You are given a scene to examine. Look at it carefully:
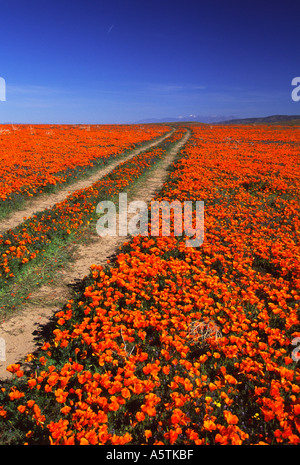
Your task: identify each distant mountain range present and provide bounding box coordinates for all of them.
[217,114,300,124]
[135,115,236,124]
[136,114,300,125]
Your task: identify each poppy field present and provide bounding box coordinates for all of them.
[0,125,180,314]
[0,123,299,445]
[0,124,169,206]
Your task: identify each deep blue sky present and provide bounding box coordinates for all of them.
[1,0,300,123]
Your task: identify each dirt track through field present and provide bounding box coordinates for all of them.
[0,128,190,380]
[0,129,174,234]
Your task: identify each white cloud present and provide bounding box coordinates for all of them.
[146,83,206,94]
[7,84,62,94]
[107,24,115,35]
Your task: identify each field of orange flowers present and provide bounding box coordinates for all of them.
[0,123,169,203]
[0,123,299,445]
[0,127,184,309]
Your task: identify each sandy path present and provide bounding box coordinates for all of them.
[0,129,174,234]
[0,129,190,379]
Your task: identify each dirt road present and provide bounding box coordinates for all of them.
[0,128,190,379]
